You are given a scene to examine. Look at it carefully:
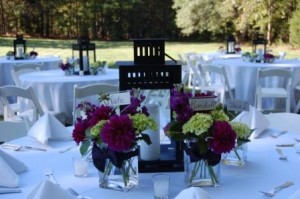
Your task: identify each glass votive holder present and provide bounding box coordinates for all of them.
[152,174,170,199]
[73,157,88,177]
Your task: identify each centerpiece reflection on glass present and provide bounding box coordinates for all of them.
[164,85,249,187]
[72,89,157,192]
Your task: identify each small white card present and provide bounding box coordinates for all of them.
[226,99,249,111]
[189,97,217,111]
[107,91,131,106]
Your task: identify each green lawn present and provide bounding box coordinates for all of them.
[1,37,299,67]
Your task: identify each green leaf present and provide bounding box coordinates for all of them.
[80,140,91,156]
[140,133,152,145]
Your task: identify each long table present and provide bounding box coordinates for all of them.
[1,112,300,198]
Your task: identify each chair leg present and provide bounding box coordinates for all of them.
[295,101,300,113]
[286,98,290,113]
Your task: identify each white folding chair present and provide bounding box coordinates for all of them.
[255,68,292,113]
[198,64,234,103]
[11,63,42,86]
[9,64,42,116]
[0,85,45,128]
[73,83,119,124]
[0,121,27,142]
[294,85,300,113]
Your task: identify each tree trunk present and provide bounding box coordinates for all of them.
[267,0,273,45]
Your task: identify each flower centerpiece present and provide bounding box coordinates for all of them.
[164,85,240,187]
[90,61,107,75]
[6,51,14,60]
[264,53,275,63]
[72,89,157,191]
[29,50,38,58]
[59,60,74,75]
[234,44,242,54]
[223,121,252,166]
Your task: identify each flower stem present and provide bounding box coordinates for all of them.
[189,160,201,185]
[205,161,219,186]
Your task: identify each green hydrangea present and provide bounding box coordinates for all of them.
[90,120,107,137]
[182,113,213,136]
[211,109,229,121]
[231,122,251,139]
[130,113,157,134]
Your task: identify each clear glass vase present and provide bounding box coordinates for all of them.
[184,155,220,187]
[184,138,221,187]
[222,143,247,166]
[98,156,139,192]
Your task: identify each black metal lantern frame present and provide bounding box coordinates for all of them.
[116,39,183,173]
[252,34,267,55]
[13,34,26,60]
[226,35,236,54]
[72,36,96,75]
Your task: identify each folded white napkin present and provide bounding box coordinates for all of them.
[27,179,76,199]
[232,106,270,139]
[175,187,213,199]
[0,149,28,188]
[288,189,300,199]
[28,113,72,144]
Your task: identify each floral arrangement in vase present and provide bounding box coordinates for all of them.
[59,61,73,71]
[164,85,249,187]
[72,89,157,191]
[29,50,38,58]
[90,61,107,75]
[222,121,252,166]
[263,53,275,63]
[234,44,242,53]
[6,51,14,60]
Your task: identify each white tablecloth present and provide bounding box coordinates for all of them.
[0,56,61,86]
[1,112,300,199]
[19,69,119,124]
[212,58,300,109]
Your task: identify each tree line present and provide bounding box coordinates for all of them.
[1,0,300,45]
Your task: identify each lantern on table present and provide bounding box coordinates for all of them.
[226,35,236,54]
[72,36,96,75]
[13,34,26,59]
[252,34,267,57]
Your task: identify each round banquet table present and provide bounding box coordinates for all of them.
[212,58,300,110]
[0,56,61,86]
[19,69,119,124]
[1,112,300,199]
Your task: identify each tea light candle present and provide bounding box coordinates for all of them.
[73,157,88,177]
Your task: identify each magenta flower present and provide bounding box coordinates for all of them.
[209,121,237,154]
[87,105,114,127]
[72,118,89,144]
[101,115,136,152]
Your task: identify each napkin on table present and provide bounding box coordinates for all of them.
[175,187,214,199]
[0,149,28,188]
[27,113,72,144]
[27,179,76,199]
[232,105,270,139]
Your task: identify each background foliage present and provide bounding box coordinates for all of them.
[0,0,300,45]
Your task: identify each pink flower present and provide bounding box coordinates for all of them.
[101,115,136,152]
[72,118,89,144]
[209,121,237,154]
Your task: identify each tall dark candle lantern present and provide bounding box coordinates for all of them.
[226,35,236,54]
[252,34,267,55]
[13,34,26,59]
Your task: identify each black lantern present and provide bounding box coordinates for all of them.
[13,34,26,59]
[116,38,183,173]
[72,36,96,75]
[252,34,267,55]
[226,35,236,54]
